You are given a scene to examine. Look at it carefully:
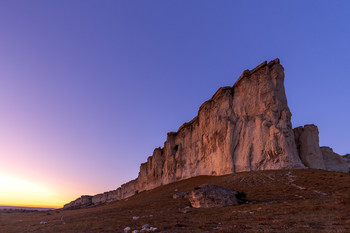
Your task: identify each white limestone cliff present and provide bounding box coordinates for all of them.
[63,59,348,209]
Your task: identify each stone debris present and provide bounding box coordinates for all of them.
[182,206,191,213]
[291,184,306,190]
[40,221,48,224]
[313,190,327,196]
[132,216,140,220]
[60,216,65,225]
[122,224,158,233]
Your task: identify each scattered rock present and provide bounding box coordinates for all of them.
[182,207,191,214]
[124,227,131,233]
[132,216,140,220]
[40,221,48,224]
[132,230,139,233]
[60,216,66,225]
[189,184,241,208]
[138,224,158,232]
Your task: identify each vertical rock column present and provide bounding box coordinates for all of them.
[293,124,325,169]
[231,59,304,171]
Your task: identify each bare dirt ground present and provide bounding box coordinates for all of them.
[1,169,349,233]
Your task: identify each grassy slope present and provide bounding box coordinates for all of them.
[1,169,349,233]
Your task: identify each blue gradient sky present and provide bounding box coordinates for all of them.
[0,1,349,207]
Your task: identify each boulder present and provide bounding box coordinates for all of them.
[188,184,240,208]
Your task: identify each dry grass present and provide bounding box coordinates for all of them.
[1,169,349,233]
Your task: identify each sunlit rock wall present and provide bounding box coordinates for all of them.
[63,59,348,210]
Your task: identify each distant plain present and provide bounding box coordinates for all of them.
[1,169,349,233]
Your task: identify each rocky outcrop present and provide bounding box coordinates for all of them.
[64,179,139,209]
[188,184,240,208]
[63,59,348,209]
[320,147,349,172]
[136,58,304,196]
[63,195,93,209]
[293,124,349,172]
[294,124,325,169]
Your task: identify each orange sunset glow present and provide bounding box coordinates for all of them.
[0,173,66,208]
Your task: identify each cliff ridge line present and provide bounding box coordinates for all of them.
[63,58,349,209]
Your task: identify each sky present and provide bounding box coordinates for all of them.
[0,1,349,208]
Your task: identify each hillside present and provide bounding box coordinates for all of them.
[1,169,349,233]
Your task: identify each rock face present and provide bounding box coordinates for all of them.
[294,125,325,169]
[293,125,349,172]
[63,179,138,209]
[63,195,93,209]
[136,58,304,196]
[343,154,350,167]
[188,184,239,208]
[320,147,349,172]
[63,59,349,209]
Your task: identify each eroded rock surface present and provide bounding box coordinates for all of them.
[136,59,304,195]
[188,184,239,208]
